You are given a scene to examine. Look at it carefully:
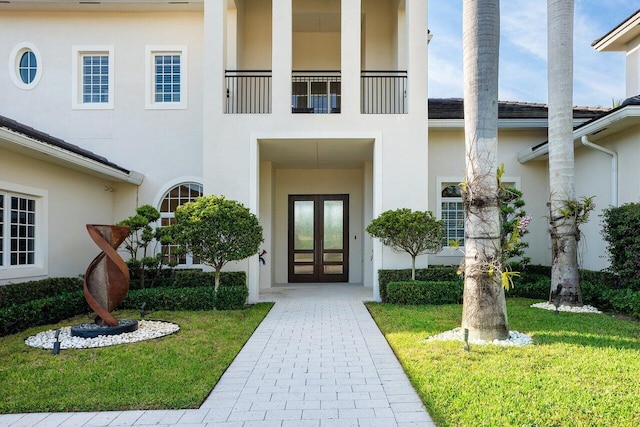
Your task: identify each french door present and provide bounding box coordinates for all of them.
[288,194,349,282]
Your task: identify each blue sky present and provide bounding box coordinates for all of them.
[428,1,638,107]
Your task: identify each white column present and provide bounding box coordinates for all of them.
[406,0,428,117]
[203,0,227,118]
[341,0,361,116]
[272,0,292,116]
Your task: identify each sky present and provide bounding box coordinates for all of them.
[428,0,639,107]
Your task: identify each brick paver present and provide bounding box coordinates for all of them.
[0,284,435,426]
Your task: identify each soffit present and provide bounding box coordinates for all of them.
[259,138,373,169]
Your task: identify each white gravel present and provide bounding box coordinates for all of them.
[25,320,180,350]
[426,327,533,346]
[530,301,602,314]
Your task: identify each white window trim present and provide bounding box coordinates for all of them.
[8,42,43,90]
[0,181,48,281]
[71,45,114,110]
[145,45,188,110]
[435,176,521,256]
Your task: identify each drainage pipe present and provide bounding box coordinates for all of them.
[580,135,618,207]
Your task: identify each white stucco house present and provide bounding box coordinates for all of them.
[0,1,637,303]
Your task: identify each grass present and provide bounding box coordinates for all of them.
[0,304,272,414]
[366,298,640,427]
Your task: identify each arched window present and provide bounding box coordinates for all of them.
[159,182,203,265]
[441,184,464,247]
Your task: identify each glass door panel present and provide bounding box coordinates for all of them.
[289,195,348,282]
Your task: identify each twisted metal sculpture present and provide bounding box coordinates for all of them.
[84,224,131,327]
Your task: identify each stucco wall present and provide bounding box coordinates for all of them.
[0,11,204,209]
[427,128,552,267]
[0,148,136,284]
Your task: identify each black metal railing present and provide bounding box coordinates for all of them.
[361,70,407,114]
[291,70,341,114]
[225,70,272,114]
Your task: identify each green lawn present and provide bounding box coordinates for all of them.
[0,304,272,414]
[367,298,640,427]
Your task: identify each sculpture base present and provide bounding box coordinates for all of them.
[70,319,139,338]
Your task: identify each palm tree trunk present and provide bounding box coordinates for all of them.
[548,0,582,306]
[461,0,509,341]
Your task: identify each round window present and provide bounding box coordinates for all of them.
[9,43,42,89]
[19,50,37,84]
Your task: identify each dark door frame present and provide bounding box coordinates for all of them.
[288,194,349,283]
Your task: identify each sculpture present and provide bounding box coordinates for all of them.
[83,224,131,326]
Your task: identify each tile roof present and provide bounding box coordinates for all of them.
[0,114,130,173]
[428,98,607,120]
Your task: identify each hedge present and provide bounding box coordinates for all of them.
[0,270,250,337]
[0,277,83,309]
[0,291,88,336]
[387,281,463,305]
[129,270,246,290]
[378,267,460,302]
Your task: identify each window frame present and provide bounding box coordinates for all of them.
[71,45,114,110]
[145,45,188,110]
[8,42,43,90]
[435,176,520,255]
[0,181,48,281]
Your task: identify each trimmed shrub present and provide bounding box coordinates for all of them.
[0,277,83,309]
[129,270,246,290]
[215,284,249,310]
[120,287,217,311]
[386,281,464,305]
[506,274,550,299]
[602,203,640,290]
[378,267,460,302]
[0,291,88,336]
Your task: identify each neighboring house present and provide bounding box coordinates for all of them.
[0,1,631,302]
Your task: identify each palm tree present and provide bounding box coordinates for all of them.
[547,0,582,305]
[460,0,509,341]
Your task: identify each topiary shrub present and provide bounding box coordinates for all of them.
[386,281,463,305]
[215,284,249,310]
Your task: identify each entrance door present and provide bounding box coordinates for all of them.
[288,194,349,282]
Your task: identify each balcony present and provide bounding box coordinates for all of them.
[361,70,407,114]
[225,70,272,114]
[224,70,407,115]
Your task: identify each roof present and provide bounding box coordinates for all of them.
[0,114,143,184]
[517,94,640,163]
[428,98,607,120]
[592,9,640,52]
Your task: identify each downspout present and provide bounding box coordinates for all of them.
[580,136,618,207]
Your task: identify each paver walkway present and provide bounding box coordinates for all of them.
[1,284,435,427]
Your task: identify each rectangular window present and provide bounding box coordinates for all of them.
[9,196,36,266]
[82,54,109,104]
[0,191,37,268]
[146,46,187,109]
[154,54,181,103]
[72,46,114,109]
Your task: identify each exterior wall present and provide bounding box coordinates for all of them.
[0,148,135,284]
[362,0,398,69]
[0,11,205,210]
[575,125,640,271]
[205,0,428,301]
[237,0,272,69]
[428,128,552,267]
